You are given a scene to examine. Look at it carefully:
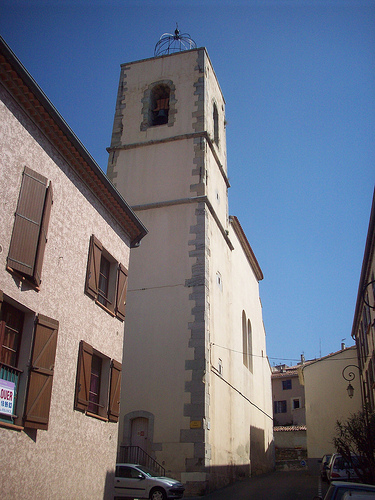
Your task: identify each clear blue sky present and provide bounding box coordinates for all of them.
[2,0,374,365]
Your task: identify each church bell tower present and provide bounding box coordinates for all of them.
[107,29,234,495]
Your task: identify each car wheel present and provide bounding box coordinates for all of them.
[149,487,167,500]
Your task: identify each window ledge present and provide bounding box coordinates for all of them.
[6,266,40,292]
[0,420,24,431]
[85,411,108,422]
[95,300,116,317]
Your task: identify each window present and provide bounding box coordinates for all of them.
[213,102,219,146]
[274,400,287,414]
[85,235,128,320]
[140,80,176,132]
[218,358,223,376]
[74,340,122,422]
[88,354,102,414]
[292,398,301,410]
[242,311,253,372]
[0,302,24,367]
[7,166,53,287]
[0,291,59,430]
[282,379,292,390]
[150,84,170,126]
[247,319,253,373]
[242,311,248,368]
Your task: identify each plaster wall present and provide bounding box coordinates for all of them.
[118,203,196,475]
[205,215,274,475]
[302,347,362,471]
[272,373,306,426]
[274,430,307,449]
[0,84,129,499]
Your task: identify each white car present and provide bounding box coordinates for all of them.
[327,454,361,482]
[323,481,375,499]
[114,463,185,500]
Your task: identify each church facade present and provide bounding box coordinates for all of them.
[107,47,274,494]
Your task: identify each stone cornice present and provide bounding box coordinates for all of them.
[229,216,264,281]
[107,131,230,189]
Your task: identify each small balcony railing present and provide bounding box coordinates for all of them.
[118,445,166,477]
[0,361,22,421]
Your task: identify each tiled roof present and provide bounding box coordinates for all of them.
[271,369,298,378]
[274,425,307,432]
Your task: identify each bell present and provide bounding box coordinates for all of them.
[154,109,168,125]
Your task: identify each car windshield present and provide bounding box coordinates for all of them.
[137,465,160,477]
[334,456,361,470]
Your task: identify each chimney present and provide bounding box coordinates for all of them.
[341,342,346,351]
[301,354,305,364]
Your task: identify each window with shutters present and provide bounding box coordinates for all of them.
[7,166,53,288]
[0,290,58,430]
[282,379,292,390]
[274,400,287,414]
[85,235,128,320]
[74,340,122,422]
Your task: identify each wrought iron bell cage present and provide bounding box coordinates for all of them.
[154,26,197,57]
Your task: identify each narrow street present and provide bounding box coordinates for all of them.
[185,470,328,500]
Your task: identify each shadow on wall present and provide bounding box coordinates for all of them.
[104,468,116,500]
[251,425,274,476]
[185,427,275,496]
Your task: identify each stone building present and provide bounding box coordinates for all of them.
[0,37,146,499]
[107,42,274,495]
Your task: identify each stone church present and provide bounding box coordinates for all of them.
[107,33,274,495]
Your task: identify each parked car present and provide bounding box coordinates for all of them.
[327,454,362,482]
[319,454,332,482]
[114,463,185,500]
[322,480,375,500]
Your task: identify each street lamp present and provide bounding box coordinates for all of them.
[342,365,359,399]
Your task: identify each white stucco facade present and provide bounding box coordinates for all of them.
[0,39,146,499]
[107,47,273,495]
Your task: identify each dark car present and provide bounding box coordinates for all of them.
[322,480,375,499]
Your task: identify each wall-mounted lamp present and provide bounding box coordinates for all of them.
[342,365,359,399]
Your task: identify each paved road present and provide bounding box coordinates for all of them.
[185,470,329,500]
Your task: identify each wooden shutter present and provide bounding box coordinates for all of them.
[0,290,4,362]
[74,340,93,412]
[34,182,53,287]
[108,359,122,422]
[24,314,59,430]
[85,235,102,299]
[116,263,128,321]
[7,167,48,284]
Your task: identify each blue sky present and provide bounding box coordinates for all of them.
[1,0,374,365]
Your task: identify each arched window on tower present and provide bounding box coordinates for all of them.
[150,84,170,126]
[213,102,219,146]
[248,319,253,373]
[242,310,248,368]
